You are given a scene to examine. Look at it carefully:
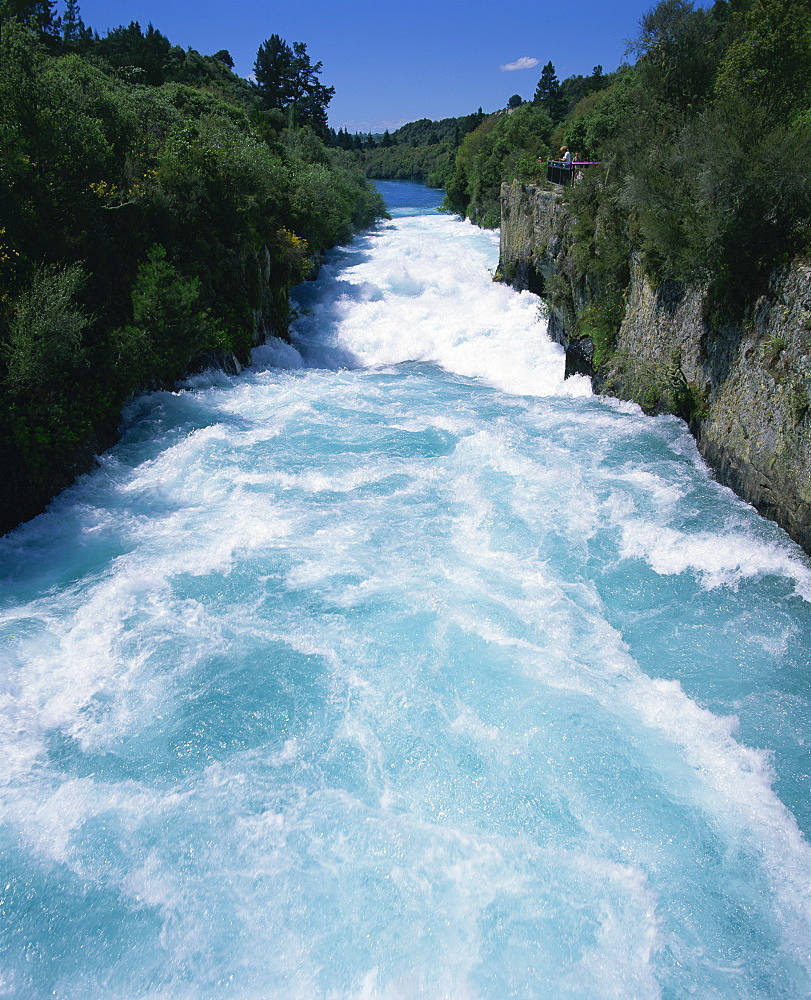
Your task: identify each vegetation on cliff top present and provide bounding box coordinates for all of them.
[406,0,810,357]
[0,1,384,532]
[558,0,811,346]
[442,63,614,226]
[350,63,611,209]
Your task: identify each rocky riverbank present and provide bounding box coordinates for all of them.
[498,180,811,555]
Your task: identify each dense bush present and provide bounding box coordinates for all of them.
[443,105,555,226]
[525,0,810,353]
[0,8,385,530]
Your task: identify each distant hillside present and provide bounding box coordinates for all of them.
[353,111,487,187]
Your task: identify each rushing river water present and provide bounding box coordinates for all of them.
[1,180,810,1000]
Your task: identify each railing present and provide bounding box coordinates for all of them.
[545,160,598,186]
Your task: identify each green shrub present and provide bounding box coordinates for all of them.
[443,105,554,223]
[4,264,91,392]
[0,15,386,519]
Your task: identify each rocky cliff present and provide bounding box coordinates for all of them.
[498,180,811,555]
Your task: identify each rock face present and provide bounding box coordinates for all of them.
[498,183,563,297]
[498,180,811,555]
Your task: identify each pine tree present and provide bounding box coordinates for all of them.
[5,0,57,36]
[254,35,295,110]
[61,0,85,44]
[533,62,566,123]
[253,35,334,133]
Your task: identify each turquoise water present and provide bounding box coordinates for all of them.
[1,180,809,999]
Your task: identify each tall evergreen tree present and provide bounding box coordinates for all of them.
[254,35,295,110]
[61,0,78,38]
[59,0,90,47]
[3,0,57,36]
[533,61,566,122]
[253,35,334,132]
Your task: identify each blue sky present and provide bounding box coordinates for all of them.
[77,0,665,132]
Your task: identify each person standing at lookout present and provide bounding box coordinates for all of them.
[560,146,572,168]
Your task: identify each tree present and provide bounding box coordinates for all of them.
[2,0,57,36]
[253,34,292,109]
[59,0,82,42]
[508,94,523,108]
[715,0,811,119]
[95,21,175,85]
[533,61,567,122]
[213,49,234,68]
[632,0,725,111]
[253,34,334,132]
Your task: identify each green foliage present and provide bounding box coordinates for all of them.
[392,111,485,146]
[444,105,554,224]
[4,263,90,391]
[94,21,180,86]
[354,111,486,186]
[59,0,90,48]
[1,263,98,478]
[0,0,57,38]
[562,67,636,160]
[115,244,220,387]
[715,0,811,120]
[552,0,811,353]
[360,138,456,186]
[0,11,384,523]
[632,0,729,113]
[435,0,808,376]
[574,297,626,367]
[253,34,334,134]
[761,334,787,365]
[533,62,567,123]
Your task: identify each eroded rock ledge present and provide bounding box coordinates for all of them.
[498,180,811,555]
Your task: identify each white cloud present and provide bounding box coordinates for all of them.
[500,56,539,72]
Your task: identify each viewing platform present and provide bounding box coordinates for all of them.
[546,159,597,186]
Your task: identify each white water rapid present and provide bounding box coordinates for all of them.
[0,180,810,1000]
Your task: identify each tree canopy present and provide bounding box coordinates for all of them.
[533,62,567,122]
[0,6,384,532]
[253,34,335,133]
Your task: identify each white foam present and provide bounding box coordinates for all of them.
[286,214,592,399]
[0,191,809,998]
[424,490,811,969]
[620,520,811,600]
[251,337,305,370]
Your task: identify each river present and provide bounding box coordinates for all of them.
[1,180,810,999]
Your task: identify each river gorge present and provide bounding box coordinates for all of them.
[0,181,809,999]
